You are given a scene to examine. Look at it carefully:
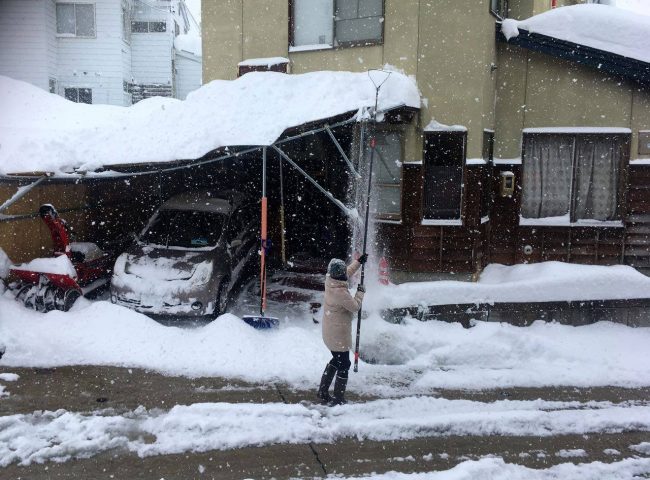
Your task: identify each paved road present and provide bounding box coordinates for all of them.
[1,366,649,479]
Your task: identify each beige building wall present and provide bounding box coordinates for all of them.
[494,44,650,161]
[508,0,553,19]
[202,0,499,161]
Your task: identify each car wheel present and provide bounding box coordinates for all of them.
[214,278,230,317]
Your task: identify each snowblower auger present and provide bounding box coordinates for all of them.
[7,204,117,312]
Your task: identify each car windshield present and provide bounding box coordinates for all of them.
[141,210,225,248]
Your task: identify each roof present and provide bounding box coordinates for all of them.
[501,5,650,64]
[498,5,650,86]
[0,69,420,175]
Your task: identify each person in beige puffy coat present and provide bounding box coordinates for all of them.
[317,254,367,406]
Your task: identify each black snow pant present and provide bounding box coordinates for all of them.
[328,351,351,379]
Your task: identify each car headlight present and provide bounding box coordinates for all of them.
[191,261,213,285]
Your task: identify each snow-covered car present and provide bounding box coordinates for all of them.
[110,191,258,317]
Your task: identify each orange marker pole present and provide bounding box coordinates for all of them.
[260,196,268,315]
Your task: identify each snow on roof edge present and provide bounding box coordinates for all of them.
[501,4,650,65]
[0,69,421,175]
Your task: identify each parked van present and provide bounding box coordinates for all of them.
[110,190,258,317]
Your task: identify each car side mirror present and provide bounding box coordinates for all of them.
[229,239,242,248]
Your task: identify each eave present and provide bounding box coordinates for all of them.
[496,23,650,87]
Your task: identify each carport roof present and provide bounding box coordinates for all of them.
[0,69,420,176]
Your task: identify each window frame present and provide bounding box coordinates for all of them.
[131,20,167,34]
[289,0,385,51]
[56,2,96,38]
[490,0,509,19]
[421,130,467,224]
[519,132,629,226]
[372,127,404,221]
[64,87,92,104]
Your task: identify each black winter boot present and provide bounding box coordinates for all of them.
[328,373,348,406]
[317,363,336,405]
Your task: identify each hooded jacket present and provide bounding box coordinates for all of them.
[322,260,364,352]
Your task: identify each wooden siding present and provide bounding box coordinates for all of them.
[377,163,488,276]
[625,164,650,268]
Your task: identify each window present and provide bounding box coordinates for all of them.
[291,0,383,49]
[131,21,167,33]
[56,3,96,37]
[372,131,403,219]
[521,133,626,223]
[490,0,508,19]
[49,78,57,94]
[422,131,466,220]
[64,87,92,104]
[149,21,166,32]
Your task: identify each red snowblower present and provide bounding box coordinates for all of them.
[7,204,118,312]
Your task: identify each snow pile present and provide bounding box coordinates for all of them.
[358,458,650,480]
[0,373,18,398]
[632,442,650,455]
[174,33,201,56]
[0,69,420,174]
[0,248,11,279]
[501,4,650,63]
[2,292,650,391]
[12,255,77,278]
[1,397,649,465]
[372,261,650,307]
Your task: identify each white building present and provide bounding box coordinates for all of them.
[0,0,202,106]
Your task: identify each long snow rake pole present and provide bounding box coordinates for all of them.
[353,69,392,373]
[353,134,376,373]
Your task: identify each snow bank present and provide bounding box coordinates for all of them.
[501,4,650,63]
[0,69,420,174]
[12,255,77,278]
[2,397,649,466]
[371,262,650,307]
[2,290,650,391]
[359,457,650,480]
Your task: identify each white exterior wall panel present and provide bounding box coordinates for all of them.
[175,52,201,100]
[131,33,173,85]
[0,0,50,91]
[56,0,126,105]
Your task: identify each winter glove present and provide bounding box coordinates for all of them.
[357,284,365,293]
[358,253,368,265]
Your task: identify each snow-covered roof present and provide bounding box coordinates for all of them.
[0,69,420,175]
[238,57,290,68]
[173,34,202,56]
[423,119,467,133]
[501,4,650,64]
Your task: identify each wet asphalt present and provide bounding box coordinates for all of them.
[1,365,649,479]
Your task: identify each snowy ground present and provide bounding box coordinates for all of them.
[1,266,650,477]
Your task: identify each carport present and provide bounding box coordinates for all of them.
[0,71,420,314]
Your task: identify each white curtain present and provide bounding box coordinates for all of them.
[573,137,620,221]
[521,135,574,218]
